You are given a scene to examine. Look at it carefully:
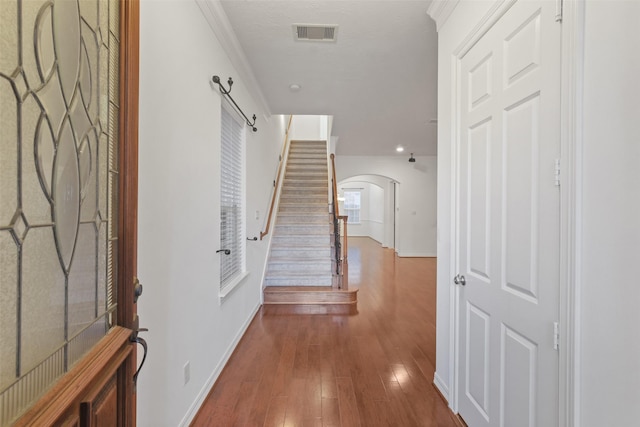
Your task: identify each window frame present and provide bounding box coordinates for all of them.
[219,106,248,299]
[343,189,362,225]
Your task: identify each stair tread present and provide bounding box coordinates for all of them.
[280,195,327,199]
[270,246,330,251]
[275,222,328,226]
[264,286,356,293]
[265,273,332,279]
[273,233,329,237]
[268,257,331,263]
[280,200,329,206]
[277,212,327,215]
[275,226,329,229]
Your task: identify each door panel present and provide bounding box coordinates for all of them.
[501,325,537,427]
[81,376,118,426]
[1,0,139,424]
[456,1,561,426]
[467,119,491,282]
[465,302,490,421]
[504,95,540,303]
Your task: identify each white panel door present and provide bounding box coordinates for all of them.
[456,1,561,426]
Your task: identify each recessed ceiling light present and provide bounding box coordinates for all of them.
[396,146,404,152]
[289,84,301,92]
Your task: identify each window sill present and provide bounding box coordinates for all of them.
[219,271,250,303]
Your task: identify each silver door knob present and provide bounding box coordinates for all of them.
[454,274,466,286]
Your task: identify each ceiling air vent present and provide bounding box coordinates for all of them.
[293,24,339,42]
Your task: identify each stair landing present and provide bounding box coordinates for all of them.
[263,286,358,315]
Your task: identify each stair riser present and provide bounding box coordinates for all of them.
[290,144,326,149]
[287,155,327,160]
[286,169,327,175]
[281,189,329,197]
[287,156,326,160]
[264,277,333,287]
[280,193,329,198]
[288,153,326,158]
[275,225,329,235]
[289,147,327,155]
[264,292,356,304]
[281,189,327,196]
[283,181,328,188]
[278,205,327,213]
[290,143,326,147]
[267,262,332,273]
[272,235,330,245]
[287,156,327,161]
[270,249,332,258]
[287,163,327,169]
[278,209,328,215]
[286,163,326,169]
[285,171,327,176]
[280,196,328,204]
[285,176,327,182]
[277,216,329,224]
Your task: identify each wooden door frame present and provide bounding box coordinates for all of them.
[13,0,140,425]
[117,0,140,424]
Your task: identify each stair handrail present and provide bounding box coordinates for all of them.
[330,154,339,217]
[330,154,348,284]
[260,115,293,240]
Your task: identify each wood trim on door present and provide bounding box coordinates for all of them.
[13,328,132,426]
[13,0,140,425]
[117,0,141,424]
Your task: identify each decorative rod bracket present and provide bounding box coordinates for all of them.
[212,75,258,132]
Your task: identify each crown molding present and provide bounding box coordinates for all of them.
[427,0,460,32]
[195,0,272,116]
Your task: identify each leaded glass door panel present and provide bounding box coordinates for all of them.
[0,0,139,424]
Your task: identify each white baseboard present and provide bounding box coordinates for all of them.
[178,303,261,427]
[397,251,437,258]
[433,372,450,403]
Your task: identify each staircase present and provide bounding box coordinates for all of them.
[263,140,357,314]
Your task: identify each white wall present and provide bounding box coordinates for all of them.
[289,115,326,140]
[337,180,385,243]
[369,183,384,242]
[137,1,285,425]
[335,156,437,257]
[580,2,640,425]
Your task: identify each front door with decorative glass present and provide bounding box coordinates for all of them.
[0,0,140,424]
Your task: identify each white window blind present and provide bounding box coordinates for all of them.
[220,108,245,293]
[343,190,361,224]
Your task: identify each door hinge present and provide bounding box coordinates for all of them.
[554,158,561,187]
[555,0,563,22]
[553,322,560,350]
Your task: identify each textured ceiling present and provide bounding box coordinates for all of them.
[220,1,438,156]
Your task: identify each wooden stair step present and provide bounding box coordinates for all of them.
[263,286,358,305]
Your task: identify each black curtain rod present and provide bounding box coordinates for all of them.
[212,75,258,132]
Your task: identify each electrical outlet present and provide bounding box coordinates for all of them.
[184,361,190,385]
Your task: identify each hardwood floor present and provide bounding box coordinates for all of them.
[191,237,459,426]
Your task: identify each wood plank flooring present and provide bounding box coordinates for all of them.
[191,237,459,427]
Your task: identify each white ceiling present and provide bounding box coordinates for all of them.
[220,0,438,156]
